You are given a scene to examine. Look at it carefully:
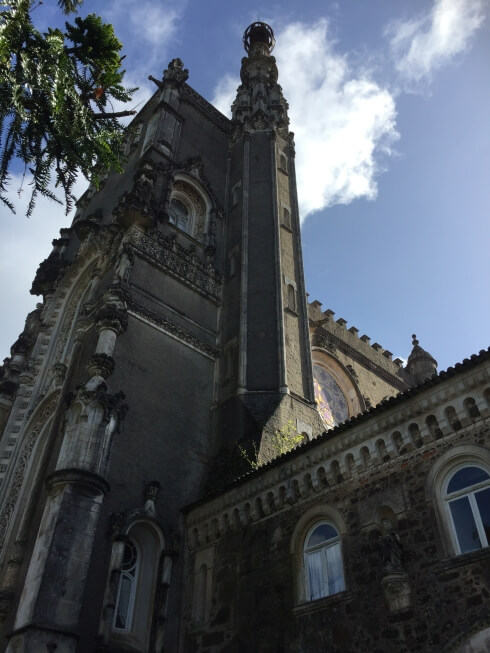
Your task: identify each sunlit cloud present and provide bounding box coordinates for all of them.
[387,0,487,84]
[213,19,399,219]
[0,174,87,359]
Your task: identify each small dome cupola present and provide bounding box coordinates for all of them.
[243,22,275,56]
[406,334,438,385]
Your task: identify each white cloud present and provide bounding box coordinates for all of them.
[387,0,487,84]
[213,20,399,219]
[104,0,184,71]
[0,174,87,360]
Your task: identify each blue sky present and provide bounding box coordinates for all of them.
[1,0,489,372]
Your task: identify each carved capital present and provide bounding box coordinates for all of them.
[87,353,115,379]
[95,306,128,335]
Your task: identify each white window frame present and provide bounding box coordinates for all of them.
[169,196,193,234]
[113,539,140,632]
[303,522,345,601]
[443,463,490,555]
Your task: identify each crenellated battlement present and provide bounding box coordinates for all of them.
[308,300,410,405]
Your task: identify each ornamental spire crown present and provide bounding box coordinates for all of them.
[231,22,289,131]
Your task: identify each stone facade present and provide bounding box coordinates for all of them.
[184,352,490,652]
[0,21,488,653]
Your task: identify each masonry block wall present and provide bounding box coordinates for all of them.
[184,354,490,653]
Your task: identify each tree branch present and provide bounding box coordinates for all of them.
[93,110,136,120]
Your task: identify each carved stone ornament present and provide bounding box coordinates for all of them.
[109,511,127,539]
[163,58,189,86]
[10,335,33,357]
[381,572,412,615]
[379,526,404,574]
[30,251,69,297]
[346,364,359,383]
[86,353,115,380]
[144,480,162,503]
[95,306,129,335]
[127,228,222,302]
[73,208,103,241]
[314,328,337,354]
[50,362,68,388]
[112,163,160,227]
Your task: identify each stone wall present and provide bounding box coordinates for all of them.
[184,353,490,652]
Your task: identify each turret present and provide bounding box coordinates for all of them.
[406,334,438,385]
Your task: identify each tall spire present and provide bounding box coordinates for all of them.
[232,22,289,132]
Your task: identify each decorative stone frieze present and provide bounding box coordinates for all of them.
[130,303,218,360]
[127,227,223,302]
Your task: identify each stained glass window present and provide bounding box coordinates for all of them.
[313,364,349,430]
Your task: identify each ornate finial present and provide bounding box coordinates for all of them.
[243,22,275,55]
[150,58,189,88]
[412,334,418,346]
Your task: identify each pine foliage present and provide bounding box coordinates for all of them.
[0,0,136,216]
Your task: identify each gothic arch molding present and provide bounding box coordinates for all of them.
[311,347,364,429]
[0,390,60,556]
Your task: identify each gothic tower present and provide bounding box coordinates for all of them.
[214,22,323,459]
[0,22,321,652]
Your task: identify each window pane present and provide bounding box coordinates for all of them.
[326,542,345,595]
[115,574,133,629]
[475,487,490,545]
[447,466,489,494]
[449,496,482,553]
[306,550,327,600]
[307,523,338,548]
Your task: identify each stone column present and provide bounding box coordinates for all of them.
[6,293,128,653]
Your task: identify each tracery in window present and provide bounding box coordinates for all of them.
[168,178,209,242]
[114,540,138,631]
[304,522,345,600]
[169,198,191,233]
[444,465,490,554]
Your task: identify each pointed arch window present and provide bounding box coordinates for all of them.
[444,465,490,554]
[304,522,344,600]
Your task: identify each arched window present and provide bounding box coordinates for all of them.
[168,177,210,242]
[113,540,139,631]
[108,521,165,650]
[169,197,191,233]
[303,522,345,600]
[444,465,490,555]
